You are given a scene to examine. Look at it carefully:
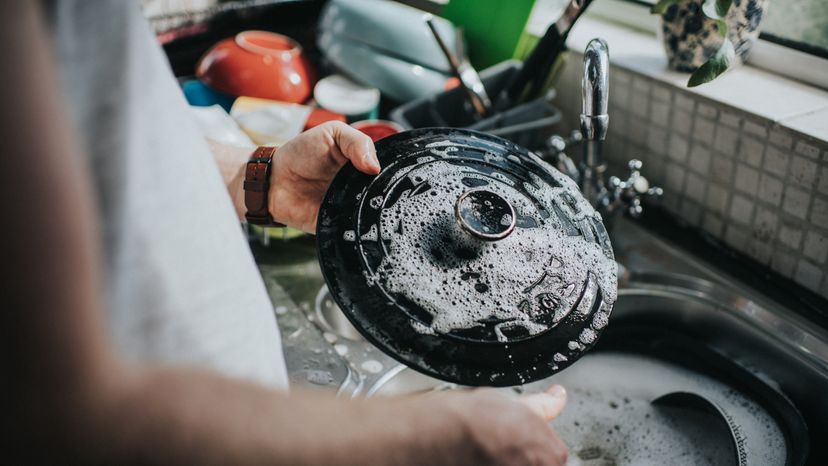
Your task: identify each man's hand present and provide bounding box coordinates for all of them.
[443,385,569,466]
[269,121,380,233]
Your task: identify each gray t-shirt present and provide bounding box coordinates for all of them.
[45,1,288,389]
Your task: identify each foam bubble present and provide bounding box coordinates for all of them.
[364,159,616,344]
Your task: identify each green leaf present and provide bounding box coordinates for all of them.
[651,0,679,14]
[702,0,733,37]
[687,39,735,87]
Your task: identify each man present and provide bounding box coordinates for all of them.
[1,1,569,464]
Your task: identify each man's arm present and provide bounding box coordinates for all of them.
[0,3,567,465]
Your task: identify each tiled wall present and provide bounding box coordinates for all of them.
[553,55,828,299]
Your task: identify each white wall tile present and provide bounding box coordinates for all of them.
[671,108,692,135]
[803,231,828,264]
[817,166,828,196]
[719,111,741,128]
[778,223,803,250]
[753,206,778,243]
[782,186,811,220]
[713,125,739,155]
[757,174,784,207]
[689,144,712,174]
[812,197,828,229]
[768,127,794,149]
[795,140,820,160]
[734,163,760,196]
[711,157,735,185]
[694,118,715,145]
[697,103,717,119]
[763,146,789,175]
[742,120,768,139]
[730,194,754,225]
[668,134,689,162]
[739,138,765,168]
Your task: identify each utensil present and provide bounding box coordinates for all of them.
[424,15,491,118]
[196,31,316,103]
[498,0,594,108]
[316,128,617,386]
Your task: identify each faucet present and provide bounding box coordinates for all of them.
[542,38,662,225]
[579,38,610,207]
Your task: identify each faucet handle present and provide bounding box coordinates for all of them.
[608,159,663,218]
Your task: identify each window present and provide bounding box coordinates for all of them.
[536,0,828,89]
[762,1,828,57]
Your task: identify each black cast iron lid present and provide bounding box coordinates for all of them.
[317,128,617,386]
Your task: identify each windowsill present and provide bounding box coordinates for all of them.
[560,16,828,143]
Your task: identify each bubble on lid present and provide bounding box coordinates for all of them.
[592,311,609,329]
[411,321,435,335]
[425,140,460,157]
[343,230,356,241]
[364,159,617,344]
[360,224,378,241]
[579,328,597,344]
[369,196,383,209]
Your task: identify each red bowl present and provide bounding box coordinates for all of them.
[305,108,347,130]
[196,31,316,104]
[351,120,405,142]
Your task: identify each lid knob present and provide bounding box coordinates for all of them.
[454,190,516,241]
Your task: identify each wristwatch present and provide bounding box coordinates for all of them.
[244,146,285,227]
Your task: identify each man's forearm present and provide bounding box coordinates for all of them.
[85,365,474,466]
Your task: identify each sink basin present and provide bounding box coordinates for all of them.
[257,217,828,463]
[314,285,363,341]
[362,275,821,464]
[368,365,458,397]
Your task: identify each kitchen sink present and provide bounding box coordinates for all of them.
[254,216,828,464]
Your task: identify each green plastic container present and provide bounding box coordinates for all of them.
[442,0,536,70]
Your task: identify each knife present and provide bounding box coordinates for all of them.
[496,0,594,109]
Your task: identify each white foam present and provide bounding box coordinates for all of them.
[527,352,787,466]
[365,159,616,343]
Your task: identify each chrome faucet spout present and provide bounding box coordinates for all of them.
[579,38,610,205]
[580,38,609,141]
[539,37,661,228]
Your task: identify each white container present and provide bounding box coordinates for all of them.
[313,74,380,122]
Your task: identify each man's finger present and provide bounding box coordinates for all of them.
[327,121,380,175]
[519,385,567,422]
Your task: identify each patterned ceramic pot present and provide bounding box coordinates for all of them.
[660,0,768,72]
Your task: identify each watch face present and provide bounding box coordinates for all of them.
[317,128,617,386]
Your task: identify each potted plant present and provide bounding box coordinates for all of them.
[652,0,768,86]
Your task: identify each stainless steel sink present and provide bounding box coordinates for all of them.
[254,216,828,463]
[314,285,363,341]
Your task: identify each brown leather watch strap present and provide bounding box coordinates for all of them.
[244,146,285,226]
